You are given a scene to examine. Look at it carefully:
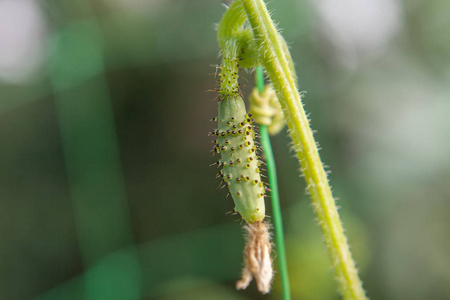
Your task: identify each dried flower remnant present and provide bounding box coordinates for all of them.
[236,221,273,294]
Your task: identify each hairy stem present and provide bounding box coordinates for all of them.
[238,0,367,299]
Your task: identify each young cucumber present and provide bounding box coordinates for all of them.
[216,96,265,223]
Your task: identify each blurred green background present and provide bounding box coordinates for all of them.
[1,0,449,299]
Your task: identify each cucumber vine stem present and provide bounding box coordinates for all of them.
[256,66,291,300]
[217,1,368,299]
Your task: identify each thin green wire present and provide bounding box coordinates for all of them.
[255,66,291,300]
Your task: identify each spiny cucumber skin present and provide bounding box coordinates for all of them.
[213,40,265,223]
[216,96,265,223]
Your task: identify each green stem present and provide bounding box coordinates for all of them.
[257,66,291,300]
[255,66,265,92]
[239,1,367,299]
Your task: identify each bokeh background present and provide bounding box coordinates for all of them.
[1,0,449,299]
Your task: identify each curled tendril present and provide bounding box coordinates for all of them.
[249,84,285,135]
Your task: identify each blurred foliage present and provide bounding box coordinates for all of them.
[0,0,450,299]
